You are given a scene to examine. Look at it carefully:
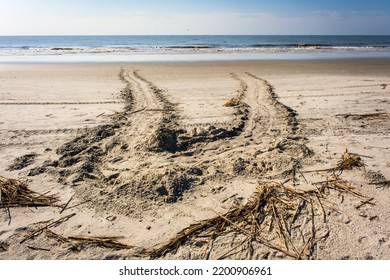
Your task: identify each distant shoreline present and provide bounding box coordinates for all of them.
[1,35,390,63]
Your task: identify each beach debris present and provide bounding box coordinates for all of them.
[44,229,134,250]
[148,183,308,259]
[146,175,368,260]
[60,195,74,214]
[334,149,365,171]
[313,175,367,200]
[27,245,51,252]
[223,98,241,107]
[67,235,134,250]
[0,176,58,208]
[20,215,133,253]
[355,197,375,209]
[20,213,76,244]
[301,149,368,174]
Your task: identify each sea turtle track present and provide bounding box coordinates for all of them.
[30,69,311,217]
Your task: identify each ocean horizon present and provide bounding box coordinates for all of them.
[1,35,390,62]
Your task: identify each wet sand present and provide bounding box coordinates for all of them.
[1,60,389,260]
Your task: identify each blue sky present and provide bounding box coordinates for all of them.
[1,0,389,35]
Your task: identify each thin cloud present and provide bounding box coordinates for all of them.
[1,9,389,35]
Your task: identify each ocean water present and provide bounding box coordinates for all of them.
[1,35,390,62]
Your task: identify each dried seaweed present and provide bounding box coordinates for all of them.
[146,172,368,260]
[45,229,134,250]
[0,176,58,208]
[20,213,76,244]
[314,175,367,200]
[147,182,317,260]
[67,236,134,250]
[223,98,241,107]
[335,149,365,171]
[302,149,366,174]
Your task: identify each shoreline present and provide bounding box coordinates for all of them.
[1,59,389,260]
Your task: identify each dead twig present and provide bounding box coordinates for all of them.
[65,199,92,210]
[355,197,375,209]
[60,195,74,214]
[128,107,147,115]
[20,213,76,244]
[289,199,305,231]
[67,236,134,250]
[297,168,309,184]
[300,168,334,173]
[315,194,326,223]
[27,246,50,252]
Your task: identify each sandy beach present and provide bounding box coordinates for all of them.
[1,59,389,260]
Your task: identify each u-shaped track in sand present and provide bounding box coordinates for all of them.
[34,69,309,216]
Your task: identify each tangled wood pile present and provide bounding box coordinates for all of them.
[335,149,365,171]
[0,176,58,208]
[146,176,368,260]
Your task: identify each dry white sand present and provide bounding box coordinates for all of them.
[0,60,389,260]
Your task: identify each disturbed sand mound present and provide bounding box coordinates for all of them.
[147,124,178,153]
